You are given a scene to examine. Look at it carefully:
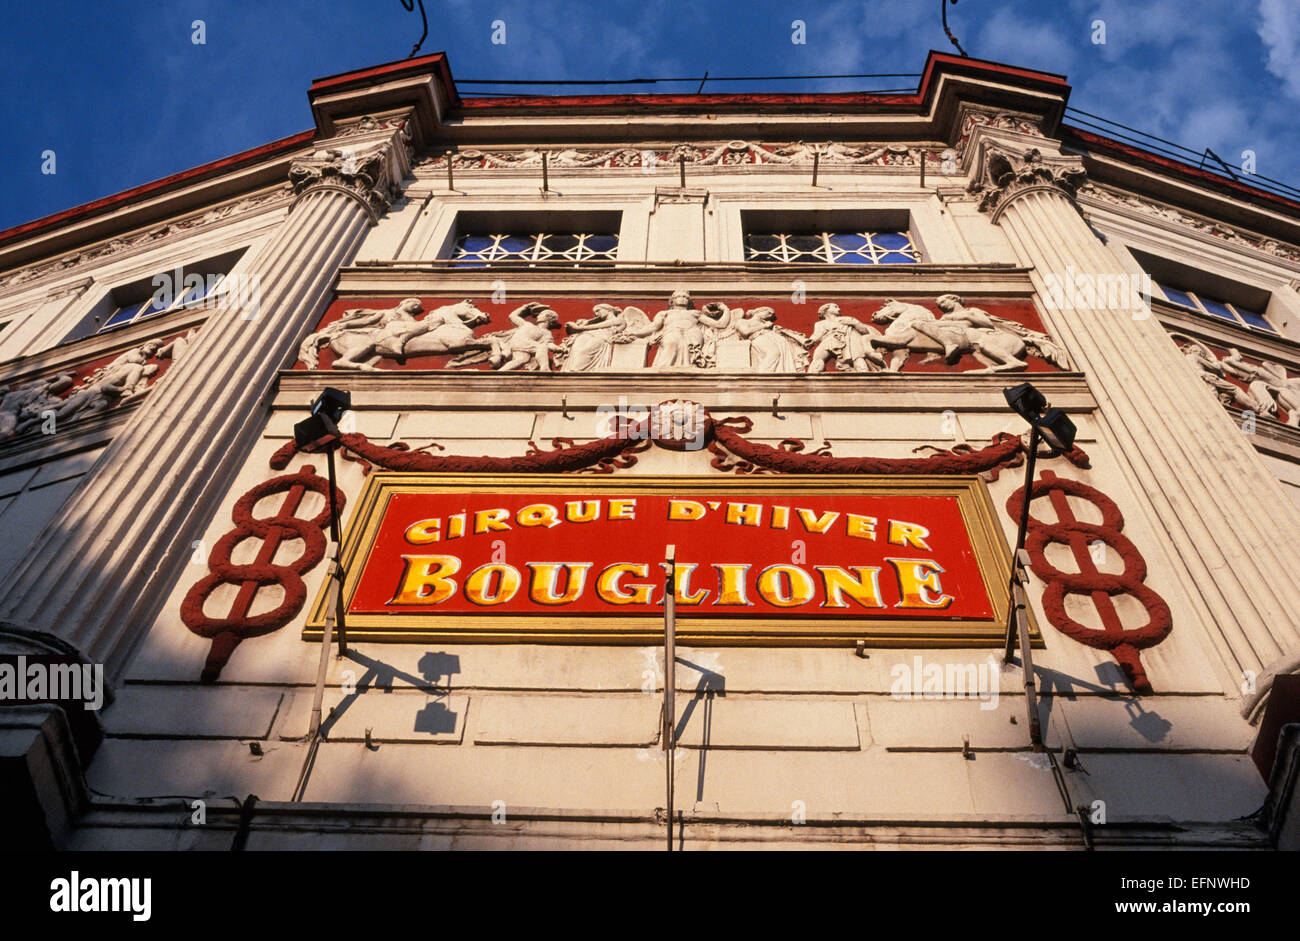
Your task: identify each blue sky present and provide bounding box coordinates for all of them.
[1,0,1297,231]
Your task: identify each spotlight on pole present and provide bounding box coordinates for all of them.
[999,381,1075,750]
[294,387,351,657]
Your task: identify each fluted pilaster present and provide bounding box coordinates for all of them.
[0,125,413,678]
[973,141,1300,700]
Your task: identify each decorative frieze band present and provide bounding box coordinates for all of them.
[0,327,199,440]
[296,290,1071,375]
[1172,333,1300,428]
[416,139,946,172]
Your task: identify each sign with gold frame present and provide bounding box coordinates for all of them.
[305,474,1037,647]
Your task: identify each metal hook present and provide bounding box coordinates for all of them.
[562,396,572,421]
[772,395,783,419]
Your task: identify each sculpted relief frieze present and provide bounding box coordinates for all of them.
[0,327,198,440]
[418,140,945,171]
[296,291,1071,375]
[1173,333,1300,428]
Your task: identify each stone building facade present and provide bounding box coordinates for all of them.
[2,51,1299,849]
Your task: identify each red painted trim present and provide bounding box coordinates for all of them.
[461,91,921,110]
[1065,126,1300,213]
[0,130,314,249]
[310,51,460,107]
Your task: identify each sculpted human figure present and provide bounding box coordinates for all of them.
[0,373,74,437]
[734,307,809,372]
[560,304,650,372]
[54,339,163,423]
[490,302,563,372]
[298,298,491,369]
[1176,336,1266,412]
[631,290,731,370]
[1220,347,1280,418]
[805,303,883,373]
[873,295,1068,373]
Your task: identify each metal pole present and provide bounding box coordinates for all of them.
[307,550,339,738]
[1013,563,1044,747]
[663,544,676,851]
[678,155,686,188]
[447,158,454,192]
[920,151,926,189]
[811,151,820,188]
[1004,424,1038,662]
[325,446,347,656]
[541,151,549,192]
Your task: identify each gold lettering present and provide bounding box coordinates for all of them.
[404,518,441,544]
[668,499,706,521]
[464,563,521,606]
[595,563,654,604]
[756,564,816,607]
[887,558,954,608]
[713,564,753,605]
[673,563,710,605]
[526,562,593,604]
[473,508,511,534]
[815,566,885,608]
[888,520,932,550]
[726,503,762,526]
[565,500,600,523]
[608,499,637,520]
[447,513,466,540]
[770,505,790,529]
[796,508,839,534]
[846,514,877,540]
[390,555,460,605]
[517,503,560,528]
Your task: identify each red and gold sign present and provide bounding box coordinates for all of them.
[307,475,1027,646]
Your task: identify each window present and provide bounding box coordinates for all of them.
[743,230,920,264]
[1156,282,1276,334]
[97,276,223,333]
[451,231,619,266]
[60,247,247,345]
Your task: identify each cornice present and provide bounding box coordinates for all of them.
[0,186,291,298]
[1080,183,1300,267]
[333,262,1037,296]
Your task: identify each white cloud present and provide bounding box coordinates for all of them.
[1258,0,1300,100]
[976,8,1078,75]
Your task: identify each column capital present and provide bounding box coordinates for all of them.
[288,120,413,223]
[969,143,1087,222]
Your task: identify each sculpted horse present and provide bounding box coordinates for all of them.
[871,298,1034,374]
[299,298,491,370]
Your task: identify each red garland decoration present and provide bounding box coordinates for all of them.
[181,465,342,682]
[708,417,1089,477]
[1006,469,1172,693]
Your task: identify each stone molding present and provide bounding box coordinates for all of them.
[969,144,1087,221]
[288,123,414,223]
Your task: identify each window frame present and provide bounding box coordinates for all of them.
[449,230,621,267]
[742,229,922,265]
[1157,283,1277,335]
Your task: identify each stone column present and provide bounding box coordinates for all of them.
[969,140,1300,699]
[0,124,413,678]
